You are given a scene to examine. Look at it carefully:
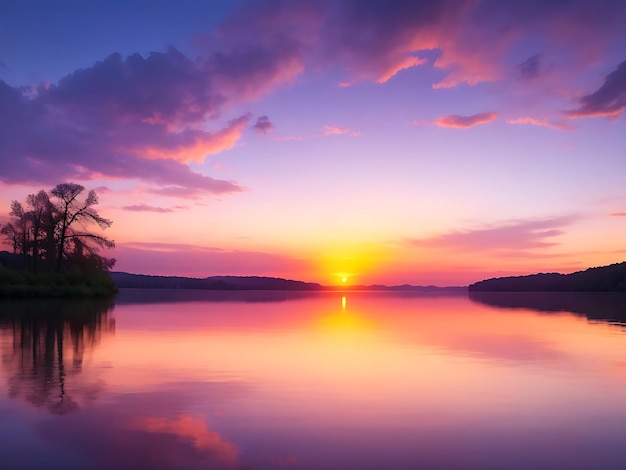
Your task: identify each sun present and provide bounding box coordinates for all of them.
[341,277,348,283]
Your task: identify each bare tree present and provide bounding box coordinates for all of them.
[50,183,114,273]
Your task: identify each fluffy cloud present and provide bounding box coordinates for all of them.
[2,0,625,193]
[566,60,626,118]
[0,51,250,193]
[434,112,498,129]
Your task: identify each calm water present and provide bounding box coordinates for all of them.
[2,290,626,470]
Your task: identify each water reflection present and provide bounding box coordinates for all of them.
[469,291,626,327]
[0,298,115,414]
[2,292,626,469]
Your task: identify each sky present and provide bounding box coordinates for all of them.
[1,0,625,286]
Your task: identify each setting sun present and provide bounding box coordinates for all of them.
[342,277,348,283]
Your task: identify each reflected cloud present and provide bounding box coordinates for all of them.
[36,390,244,470]
[134,415,238,466]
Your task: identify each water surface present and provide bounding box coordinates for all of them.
[2,291,626,469]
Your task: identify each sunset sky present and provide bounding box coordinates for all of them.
[1,0,625,286]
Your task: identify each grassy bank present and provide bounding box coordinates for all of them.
[0,267,118,298]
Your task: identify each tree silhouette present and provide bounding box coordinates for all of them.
[25,190,56,273]
[51,183,114,273]
[1,183,115,274]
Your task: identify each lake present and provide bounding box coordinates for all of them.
[2,290,626,469]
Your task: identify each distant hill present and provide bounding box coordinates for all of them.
[110,271,465,292]
[469,262,626,292]
[110,272,323,291]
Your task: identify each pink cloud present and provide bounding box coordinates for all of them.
[610,212,626,217]
[408,215,580,254]
[121,204,188,213]
[434,112,498,129]
[506,117,574,131]
[132,115,250,163]
[323,125,360,137]
[375,56,428,84]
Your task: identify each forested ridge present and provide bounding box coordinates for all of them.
[469,262,626,292]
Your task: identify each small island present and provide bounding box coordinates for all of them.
[0,183,117,298]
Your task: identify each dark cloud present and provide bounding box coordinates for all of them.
[253,115,275,133]
[519,54,541,79]
[566,60,626,118]
[50,50,222,125]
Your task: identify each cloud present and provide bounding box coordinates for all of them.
[323,125,360,136]
[434,112,498,129]
[0,51,251,194]
[253,115,274,133]
[566,60,626,118]
[506,116,574,131]
[519,54,542,80]
[214,0,626,97]
[3,0,626,193]
[121,204,183,213]
[37,390,245,470]
[134,415,238,466]
[408,215,579,254]
[610,212,626,217]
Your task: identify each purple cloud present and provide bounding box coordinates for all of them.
[519,54,542,80]
[2,0,625,195]
[408,215,580,254]
[434,112,498,129]
[253,115,275,133]
[0,51,249,194]
[566,60,626,118]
